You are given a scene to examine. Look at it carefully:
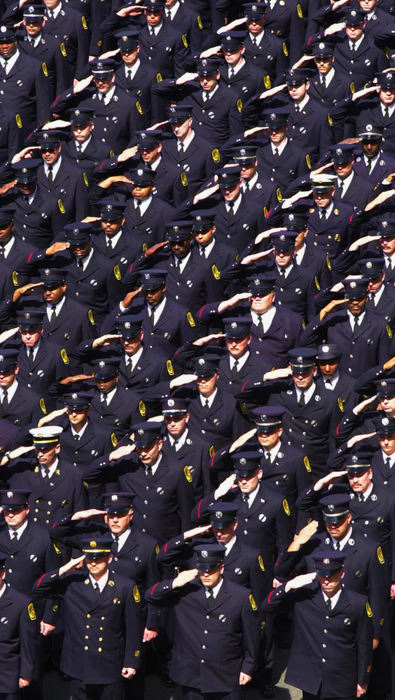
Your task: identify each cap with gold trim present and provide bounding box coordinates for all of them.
[29,426,63,446]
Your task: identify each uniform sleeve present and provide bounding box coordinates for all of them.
[356,599,373,688]
[240,590,260,677]
[123,584,145,670]
[19,600,39,681]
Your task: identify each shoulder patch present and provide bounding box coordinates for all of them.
[297,2,303,17]
[258,554,265,571]
[386,323,392,339]
[182,33,188,48]
[303,456,311,472]
[83,171,89,187]
[282,498,291,516]
[111,432,118,447]
[212,263,220,280]
[40,397,47,415]
[264,74,271,90]
[58,198,65,214]
[28,602,36,621]
[166,359,174,376]
[366,600,373,618]
[349,81,355,94]
[306,154,311,170]
[197,15,203,29]
[133,584,141,603]
[337,396,344,412]
[155,543,160,554]
[237,98,243,113]
[42,61,48,77]
[212,148,220,163]
[249,593,257,610]
[156,72,163,82]
[138,400,146,416]
[282,41,288,56]
[326,252,332,270]
[53,540,61,555]
[377,546,385,565]
[328,113,333,127]
[88,309,95,326]
[187,311,195,327]
[314,275,320,291]
[60,348,69,365]
[276,187,282,203]
[81,15,88,30]
[209,444,215,458]
[16,113,22,129]
[136,100,143,115]
[12,270,18,286]
[180,171,188,187]
[60,41,67,57]
[113,264,121,281]
[184,465,192,483]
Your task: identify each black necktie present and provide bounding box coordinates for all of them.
[321,75,326,89]
[204,399,210,410]
[150,26,155,37]
[178,142,184,156]
[107,238,113,251]
[146,465,152,481]
[42,471,50,484]
[101,393,108,407]
[166,9,171,19]
[10,531,18,549]
[93,582,101,596]
[126,358,133,377]
[265,452,271,464]
[49,305,57,324]
[1,389,8,408]
[242,493,249,506]
[47,9,54,19]
[321,208,327,221]
[251,36,257,46]
[150,306,155,326]
[229,67,234,79]
[113,535,119,553]
[77,259,83,272]
[74,434,80,442]
[231,359,239,378]
[0,244,4,258]
[294,104,300,113]
[228,201,234,218]
[338,181,343,198]
[28,347,35,365]
[257,315,264,335]
[384,106,389,119]
[325,598,332,611]
[353,315,360,334]
[47,165,53,184]
[273,147,279,160]
[385,457,391,470]
[298,391,305,407]
[135,201,142,223]
[206,588,214,608]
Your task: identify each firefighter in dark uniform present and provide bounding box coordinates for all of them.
[145,542,260,699]
[262,550,373,700]
[0,550,38,698]
[63,108,110,176]
[0,349,45,428]
[33,536,144,700]
[0,426,87,528]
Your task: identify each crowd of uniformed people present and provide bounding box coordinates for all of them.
[0,0,394,698]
